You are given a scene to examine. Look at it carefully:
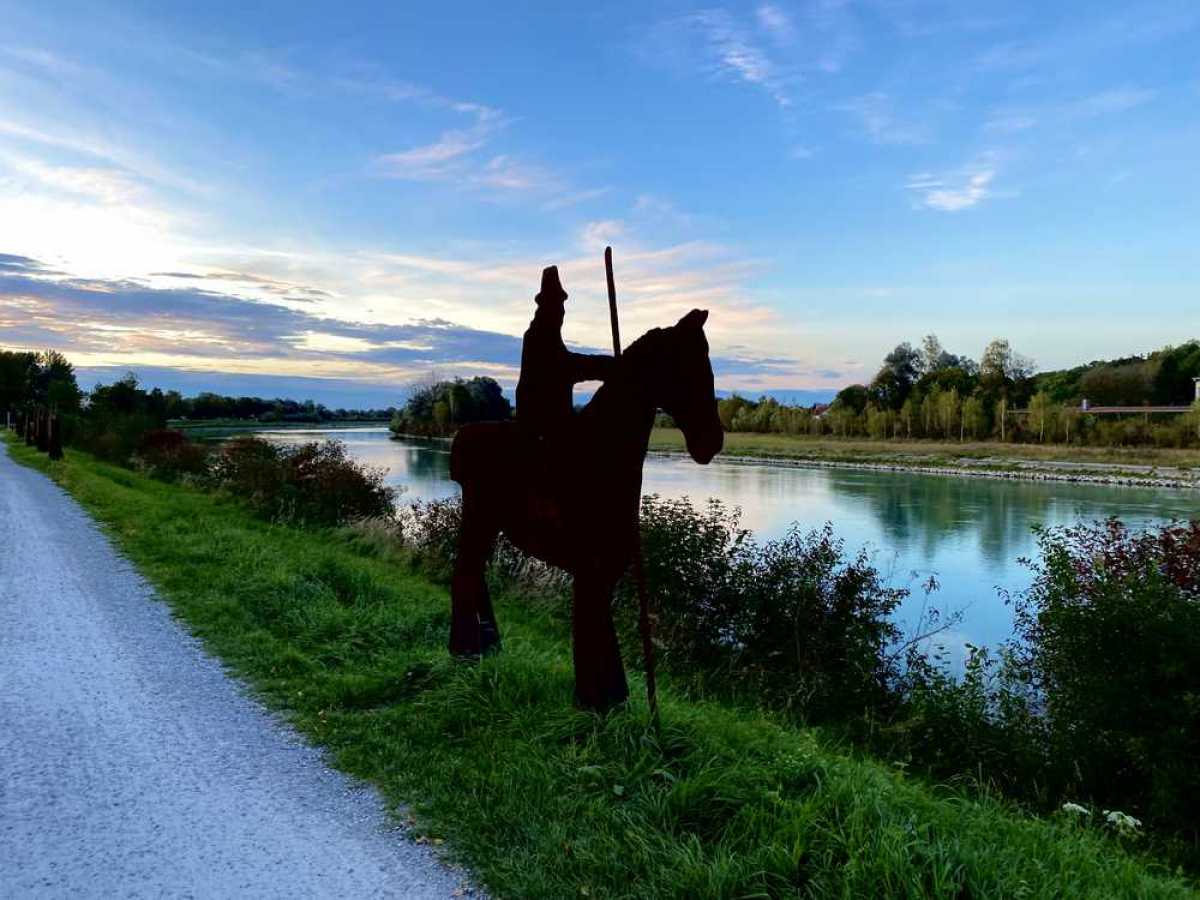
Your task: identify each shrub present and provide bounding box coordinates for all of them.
[1011,519,1200,843]
[388,492,911,722]
[875,519,1200,869]
[210,437,395,526]
[622,496,908,720]
[134,429,209,480]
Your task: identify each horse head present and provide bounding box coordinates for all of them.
[628,308,724,465]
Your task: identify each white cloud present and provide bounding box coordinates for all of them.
[375,130,487,179]
[689,10,791,108]
[906,164,996,212]
[2,154,144,204]
[372,100,581,198]
[578,220,626,252]
[477,155,547,191]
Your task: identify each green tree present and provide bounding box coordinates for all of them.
[962,395,986,440]
[995,395,1009,442]
[865,404,894,439]
[937,387,961,440]
[832,384,870,415]
[432,399,451,431]
[923,386,942,436]
[1028,391,1053,442]
[1060,404,1080,444]
[870,343,921,409]
[899,396,916,439]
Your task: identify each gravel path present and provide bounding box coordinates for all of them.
[0,445,470,898]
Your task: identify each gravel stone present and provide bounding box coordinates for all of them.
[0,445,472,898]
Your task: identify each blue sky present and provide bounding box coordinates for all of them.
[0,0,1197,401]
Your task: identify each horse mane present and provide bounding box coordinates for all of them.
[619,326,670,368]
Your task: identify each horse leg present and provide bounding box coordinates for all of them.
[571,573,629,711]
[449,494,501,657]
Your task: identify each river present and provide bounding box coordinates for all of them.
[254,426,1200,665]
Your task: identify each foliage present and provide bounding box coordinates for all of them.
[1036,341,1200,407]
[389,376,511,437]
[703,331,1199,448]
[0,348,82,415]
[394,491,909,722]
[134,428,210,480]
[622,497,908,720]
[78,373,169,462]
[865,519,1200,871]
[209,436,395,525]
[8,435,1191,899]
[1012,520,1200,847]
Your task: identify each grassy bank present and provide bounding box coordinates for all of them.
[649,428,1200,481]
[6,434,1194,898]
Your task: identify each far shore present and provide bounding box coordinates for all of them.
[184,421,1200,490]
[649,428,1200,490]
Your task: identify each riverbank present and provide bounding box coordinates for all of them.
[4,432,1192,898]
[649,429,1200,489]
[173,418,389,440]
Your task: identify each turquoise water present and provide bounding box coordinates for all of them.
[256,427,1200,663]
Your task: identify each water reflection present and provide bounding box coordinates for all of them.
[251,428,1200,655]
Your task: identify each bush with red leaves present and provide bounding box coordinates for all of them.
[210,436,395,526]
[1013,518,1200,846]
[135,428,210,480]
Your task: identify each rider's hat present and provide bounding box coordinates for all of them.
[535,265,568,305]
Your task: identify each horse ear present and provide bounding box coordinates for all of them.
[678,308,708,329]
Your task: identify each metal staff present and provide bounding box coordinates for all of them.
[604,245,660,724]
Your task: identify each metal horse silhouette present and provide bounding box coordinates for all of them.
[449,263,723,711]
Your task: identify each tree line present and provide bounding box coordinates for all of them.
[712,336,1200,448]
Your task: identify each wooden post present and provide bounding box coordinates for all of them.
[605,246,659,726]
[605,246,621,358]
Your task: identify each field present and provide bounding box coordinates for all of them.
[649,428,1200,480]
[6,433,1194,898]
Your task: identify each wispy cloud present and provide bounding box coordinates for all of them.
[907,160,997,212]
[756,4,795,43]
[692,9,791,107]
[540,187,612,212]
[839,92,929,145]
[375,130,489,179]
[371,99,584,199]
[1,153,144,204]
[983,112,1037,134]
[1070,87,1156,117]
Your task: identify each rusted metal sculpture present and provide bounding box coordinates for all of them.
[449,264,723,710]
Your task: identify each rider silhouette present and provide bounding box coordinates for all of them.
[515,266,614,445]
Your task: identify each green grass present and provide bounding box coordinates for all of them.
[650,428,1200,476]
[6,433,1195,898]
